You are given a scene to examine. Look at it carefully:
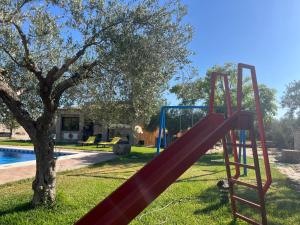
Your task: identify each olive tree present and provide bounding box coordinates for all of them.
[0,0,192,206]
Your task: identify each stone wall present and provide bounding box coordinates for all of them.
[281,149,300,163]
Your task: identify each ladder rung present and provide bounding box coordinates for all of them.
[229,162,256,169]
[230,178,258,189]
[232,195,261,209]
[235,212,262,225]
[227,143,252,148]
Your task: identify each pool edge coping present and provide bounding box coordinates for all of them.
[0,145,114,169]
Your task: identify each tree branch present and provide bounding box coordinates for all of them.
[0,1,42,80]
[0,70,36,135]
[13,23,30,57]
[1,46,23,66]
[12,22,43,81]
[51,61,99,106]
[0,0,33,24]
[47,42,94,82]
[47,17,126,82]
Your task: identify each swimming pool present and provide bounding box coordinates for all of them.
[0,148,73,165]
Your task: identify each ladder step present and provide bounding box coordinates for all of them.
[235,212,262,225]
[229,162,256,169]
[232,195,261,209]
[230,178,258,189]
[227,143,252,148]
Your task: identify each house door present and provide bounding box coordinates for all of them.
[83,122,94,140]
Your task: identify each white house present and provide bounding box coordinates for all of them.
[54,107,132,143]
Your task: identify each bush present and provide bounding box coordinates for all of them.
[267,118,296,149]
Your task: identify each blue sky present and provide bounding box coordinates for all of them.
[166,0,300,118]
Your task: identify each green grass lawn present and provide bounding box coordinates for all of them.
[0,139,34,147]
[0,139,113,152]
[0,147,299,225]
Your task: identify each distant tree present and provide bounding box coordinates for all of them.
[278,81,300,148]
[0,0,192,206]
[170,63,277,125]
[146,108,206,137]
[282,80,300,117]
[267,117,300,149]
[255,84,278,125]
[0,103,20,137]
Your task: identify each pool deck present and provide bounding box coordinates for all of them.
[0,145,116,185]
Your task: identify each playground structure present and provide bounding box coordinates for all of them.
[156,105,248,176]
[76,63,272,225]
[156,105,209,154]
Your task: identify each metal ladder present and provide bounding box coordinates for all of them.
[223,119,267,225]
[209,63,272,225]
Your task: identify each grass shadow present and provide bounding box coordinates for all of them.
[0,202,33,217]
[194,153,225,166]
[194,201,225,214]
[176,169,226,183]
[194,185,231,214]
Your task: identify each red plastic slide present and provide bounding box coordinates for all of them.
[76,112,243,225]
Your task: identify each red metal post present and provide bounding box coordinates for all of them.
[237,65,243,111]
[208,72,217,115]
[237,63,272,193]
[223,76,233,116]
[209,72,233,115]
[209,72,240,178]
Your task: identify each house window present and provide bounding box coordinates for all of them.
[61,117,79,131]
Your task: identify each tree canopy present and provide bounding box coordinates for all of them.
[267,117,299,149]
[282,80,300,118]
[170,63,277,124]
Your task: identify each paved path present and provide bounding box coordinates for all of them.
[268,148,300,191]
[210,145,300,190]
[0,147,116,185]
[243,147,300,191]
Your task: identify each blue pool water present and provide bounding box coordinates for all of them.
[0,149,72,165]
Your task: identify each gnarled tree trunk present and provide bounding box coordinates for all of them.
[31,130,56,206]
